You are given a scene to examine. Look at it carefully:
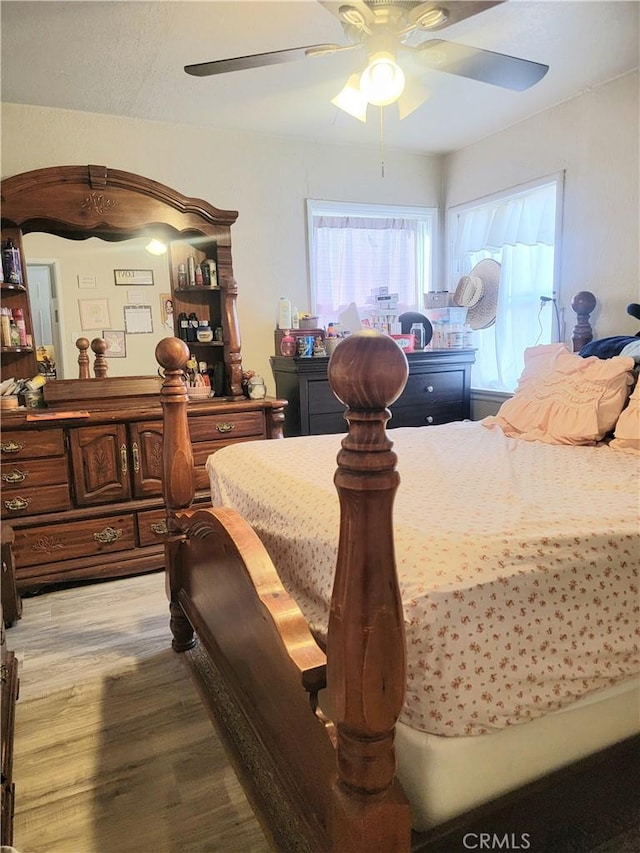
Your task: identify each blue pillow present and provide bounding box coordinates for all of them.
[579,336,638,359]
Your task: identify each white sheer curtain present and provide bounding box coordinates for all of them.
[312,216,419,324]
[450,180,559,392]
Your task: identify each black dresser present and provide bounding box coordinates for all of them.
[270,348,475,437]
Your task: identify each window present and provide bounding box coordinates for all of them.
[447,175,563,393]
[307,200,437,329]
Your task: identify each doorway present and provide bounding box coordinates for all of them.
[27,261,67,379]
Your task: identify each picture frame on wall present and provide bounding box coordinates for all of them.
[102,330,126,358]
[79,298,111,330]
[123,304,153,334]
[114,269,154,286]
[159,292,174,330]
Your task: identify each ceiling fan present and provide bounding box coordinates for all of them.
[184,1,549,123]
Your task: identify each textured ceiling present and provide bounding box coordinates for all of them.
[2,0,638,154]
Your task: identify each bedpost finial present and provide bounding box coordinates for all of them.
[328,330,408,410]
[571,291,597,315]
[155,336,190,373]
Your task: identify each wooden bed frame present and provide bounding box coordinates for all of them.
[155,320,638,853]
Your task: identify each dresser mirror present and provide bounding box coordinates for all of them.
[22,231,173,379]
[1,165,244,396]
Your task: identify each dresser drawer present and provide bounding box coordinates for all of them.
[2,484,71,519]
[0,429,64,460]
[308,411,348,435]
[137,507,169,547]
[189,411,265,443]
[390,401,467,429]
[398,370,465,407]
[1,457,69,490]
[13,513,136,568]
[307,380,344,415]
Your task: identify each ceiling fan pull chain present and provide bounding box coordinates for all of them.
[379,106,385,179]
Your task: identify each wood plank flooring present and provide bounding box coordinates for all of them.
[7,572,270,853]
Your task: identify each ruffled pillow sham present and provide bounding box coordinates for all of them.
[483,343,635,445]
[610,383,640,453]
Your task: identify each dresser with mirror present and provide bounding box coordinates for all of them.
[0,165,285,593]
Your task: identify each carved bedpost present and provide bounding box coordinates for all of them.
[91,337,108,377]
[571,291,597,352]
[76,337,90,379]
[155,337,196,652]
[326,330,411,852]
[220,275,244,399]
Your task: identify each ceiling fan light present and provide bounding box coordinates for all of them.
[145,238,168,256]
[331,74,368,122]
[414,7,449,29]
[360,51,406,106]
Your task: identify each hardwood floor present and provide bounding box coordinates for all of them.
[7,572,270,853]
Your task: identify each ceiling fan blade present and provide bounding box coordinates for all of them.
[407,1,505,33]
[184,43,355,77]
[415,39,548,91]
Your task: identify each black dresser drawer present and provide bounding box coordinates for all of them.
[309,411,348,435]
[398,369,465,407]
[307,379,344,415]
[390,401,467,429]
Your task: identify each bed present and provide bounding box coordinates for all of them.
[155,304,639,852]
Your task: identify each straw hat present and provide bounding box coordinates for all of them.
[453,259,501,330]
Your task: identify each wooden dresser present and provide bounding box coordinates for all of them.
[1,382,285,593]
[271,348,475,436]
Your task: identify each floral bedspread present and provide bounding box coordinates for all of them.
[207,422,639,736]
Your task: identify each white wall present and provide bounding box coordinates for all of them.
[1,102,441,389]
[443,71,639,343]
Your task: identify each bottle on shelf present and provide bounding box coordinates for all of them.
[177,263,188,288]
[195,264,204,287]
[207,260,218,287]
[187,256,196,287]
[1,308,12,346]
[13,308,27,346]
[178,312,189,341]
[292,306,299,329]
[187,312,199,342]
[9,318,20,347]
[196,320,213,342]
[278,297,292,330]
[410,322,426,350]
[2,240,23,285]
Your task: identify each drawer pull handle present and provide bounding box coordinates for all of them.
[132,442,140,473]
[1,440,24,454]
[425,415,434,425]
[425,385,434,393]
[2,468,27,484]
[150,520,168,536]
[120,444,128,476]
[215,422,235,434]
[4,496,30,511]
[93,526,123,544]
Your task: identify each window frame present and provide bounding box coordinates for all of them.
[306,199,439,320]
[446,173,565,392]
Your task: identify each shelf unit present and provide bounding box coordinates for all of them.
[0,228,37,382]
